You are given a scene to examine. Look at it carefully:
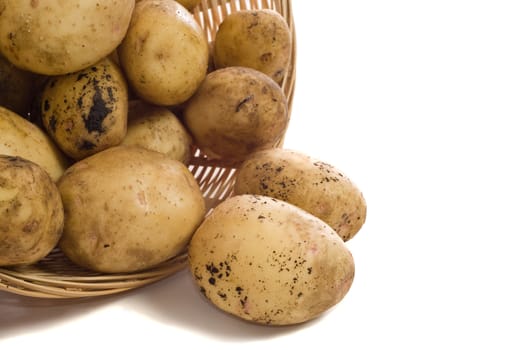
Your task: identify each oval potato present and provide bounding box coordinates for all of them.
[188,194,355,325]
[58,146,206,273]
[118,0,209,106]
[214,9,292,84]
[0,0,135,75]
[0,106,69,182]
[183,67,289,163]
[0,155,64,266]
[40,58,128,160]
[234,148,367,241]
[121,100,193,165]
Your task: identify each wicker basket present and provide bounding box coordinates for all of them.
[0,0,296,299]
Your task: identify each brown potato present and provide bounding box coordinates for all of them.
[58,146,206,273]
[213,9,292,84]
[234,148,367,241]
[40,58,128,160]
[0,155,64,266]
[183,67,289,163]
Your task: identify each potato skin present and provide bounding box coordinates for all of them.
[41,58,128,160]
[188,194,355,325]
[183,67,289,163]
[121,100,193,165]
[234,149,367,241]
[0,106,69,182]
[118,0,209,106]
[214,9,291,84]
[0,155,64,266]
[0,0,134,75]
[57,146,206,273]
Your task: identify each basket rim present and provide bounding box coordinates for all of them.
[0,0,297,299]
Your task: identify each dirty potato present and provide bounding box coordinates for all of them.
[58,146,206,273]
[121,100,193,164]
[188,194,355,325]
[0,106,69,182]
[0,155,64,266]
[40,58,128,160]
[183,67,289,163]
[234,148,367,241]
[0,0,135,75]
[213,9,292,84]
[118,0,209,106]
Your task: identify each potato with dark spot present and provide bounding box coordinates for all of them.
[188,194,355,325]
[0,155,64,266]
[58,146,206,273]
[118,0,209,106]
[0,0,135,75]
[214,9,292,84]
[121,100,193,164]
[234,148,367,241]
[183,66,289,163]
[0,106,69,182]
[40,58,128,160]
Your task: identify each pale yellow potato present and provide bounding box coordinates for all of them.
[0,106,69,182]
[121,100,193,165]
[0,0,135,75]
[234,148,367,241]
[183,67,289,163]
[0,155,64,266]
[188,194,355,325]
[118,0,209,106]
[214,9,291,84]
[40,58,128,160]
[58,146,206,273]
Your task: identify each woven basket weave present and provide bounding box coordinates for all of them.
[0,0,296,299]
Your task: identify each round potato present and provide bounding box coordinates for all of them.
[183,67,289,163]
[0,155,64,266]
[58,146,206,273]
[0,0,135,75]
[0,106,69,182]
[234,148,367,241]
[121,100,193,164]
[214,9,291,84]
[189,194,355,325]
[40,58,128,160]
[118,0,209,106]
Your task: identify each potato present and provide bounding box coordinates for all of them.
[57,146,206,273]
[120,100,193,165]
[183,67,289,163]
[234,148,367,241]
[118,0,209,106]
[0,0,135,75]
[0,106,69,182]
[0,53,40,117]
[40,58,128,160]
[214,9,292,84]
[0,155,64,266]
[188,194,355,325]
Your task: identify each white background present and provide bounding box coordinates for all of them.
[2,1,523,348]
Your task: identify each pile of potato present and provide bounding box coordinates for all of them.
[0,0,366,326]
